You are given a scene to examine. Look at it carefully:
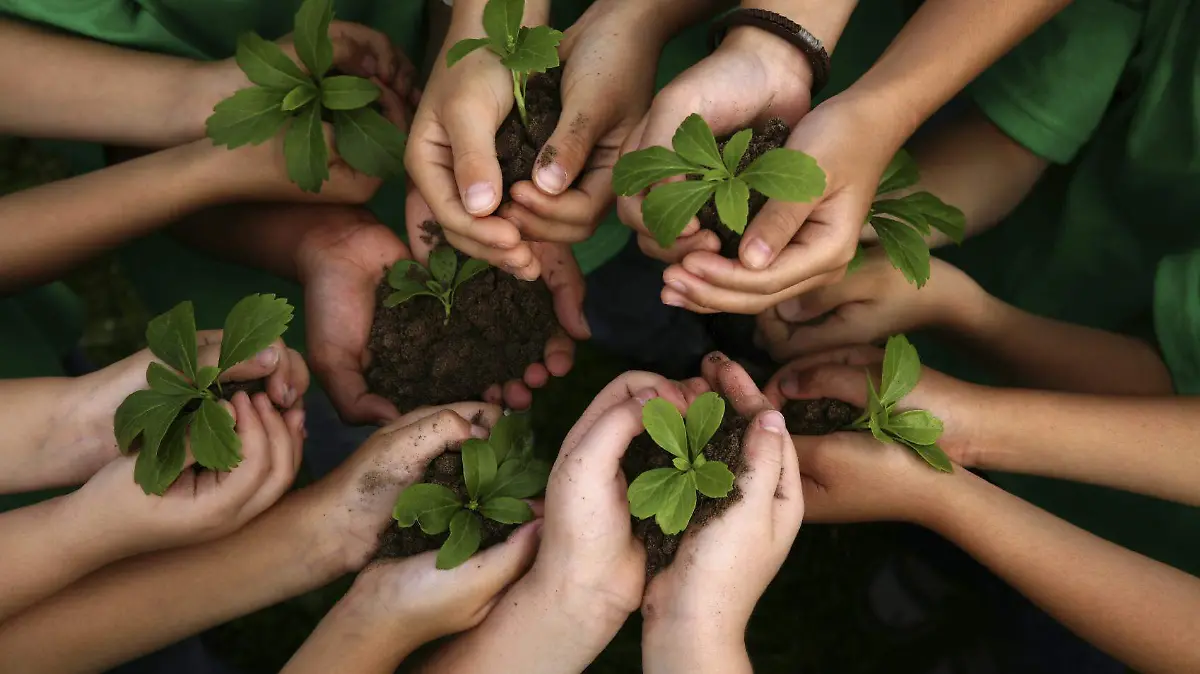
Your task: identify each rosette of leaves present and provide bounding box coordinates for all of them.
[626,392,737,535]
[114,294,294,495]
[852,150,967,288]
[612,114,826,249]
[392,413,550,569]
[445,0,564,129]
[383,247,490,320]
[206,0,406,193]
[845,334,953,472]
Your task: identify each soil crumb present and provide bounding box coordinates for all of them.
[782,398,862,436]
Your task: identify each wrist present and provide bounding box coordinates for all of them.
[643,616,748,673]
[513,567,633,655]
[720,25,814,96]
[738,0,857,53]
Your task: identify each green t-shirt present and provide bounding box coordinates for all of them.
[935,0,1200,574]
[1155,251,1200,395]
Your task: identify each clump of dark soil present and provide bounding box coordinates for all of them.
[220,378,266,400]
[782,398,862,436]
[622,413,749,577]
[697,118,791,258]
[497,67,565,197]
[377,451,514,559]
[366,250,556,413]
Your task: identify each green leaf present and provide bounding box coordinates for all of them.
[846,245,868,274]
[234,32,310,91]
[488,412,529,465]
[627,467,679,519]
[454,258,490,290]
[611,147,700,196]
[672,457,691,471]
[437,510,483,570]
[384,287,435,308]
[293,0,334,78]
[388,260,427,287]
[865,368,883,418]
[876,149,920,196]
[145,301,199,382]
[485,458,550,500]
[461,438,498,500]
[189,398,242,471]
[672,114,724,170]
[880,334,922,407]
[333,107,407,179]
[483,0,523,50]
[886,410,944,446]
[872,198,931,236]
[872,216,931,288]
[281,83,318,112]
[321,76,380,110]
[446,38,494,67]
[113,389,192,454]
[285,103,329,193]
[195,366,220,392]
[146,362,201,398]
[700,168,728,182]
[685,392,725,459]
[901,439,955,473]
[904,191,966,244]
[642,398,688,460]
[501,25,563,74]
[714,177,750,235]
[655,471,697,535]
[739,148,826,203]
[393,483,462,530]
[480,496,534,524]
[207,87,291,149]
[134,413,190,496]
[722,129,753,174]
[693,460,735,499]
[642,180,717,249]
[428,247,458,287]
[218,294,294,373]
[868,411,891,445]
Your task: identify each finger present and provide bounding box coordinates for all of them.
[700,351,773,417]
[764,348,882,409]
[221,392,271,499]
[237,394,300,518]
[739,197,819,271]
[778,363,873,408]
[679,244,852,297]
[316,354,401,426]
[456,519,540,595]
[501,380,533,411]
[557,396,652,477]
[784,309,885,355]
[196,329,224,348]
[755,306,793,362]
[523,362,550,389]
[405,187,439,264]
[536,243,590,340]
[561,373,686,456]
[207,341,283,383]
[661,286,718,314]
[405,138,520,250]
[328,22,395,80]
[535,99,611,195]
[638,228,719,265]
[677,377,711,406]
[388,403,503,434]
[510,169,614,236]
[483,384,503,405]
[371,409,478,485]
[285,407,307,473]
[500,201,591,244]
[446,230,538,280]
[665,265,843,315]
[782,275,877,324]
[775,417,805,536]
[443,104,504,217]
[264,344,293,408]
[542,334,575,378]
[374,76,412,133]
[734,410,789,509]
[279,348,311,409]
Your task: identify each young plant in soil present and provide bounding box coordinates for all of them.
[382,246,490,320]
[113,294,294,495]
[389,413,550,569]
[205,0,406,193]
[445,0,564,130]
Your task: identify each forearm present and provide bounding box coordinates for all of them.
[0,379,75,493]
[0,492,346,674]
[643,621,751,674]
[282,593,419,674]
[930,472,1200,674]
[0,19,209,147]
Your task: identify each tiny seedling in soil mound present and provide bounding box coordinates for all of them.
[622,392,743,576]
[384,413,550,569]
[206,0,406,193]
[114,294,294,495]
[366,240,557,413]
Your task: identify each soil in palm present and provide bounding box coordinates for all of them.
[782,398,862,435]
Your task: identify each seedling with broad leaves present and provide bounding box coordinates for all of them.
[206,0,406,193]
[445,0,564,129]
[114,295,294,495]
[392,413,550,569]
[626,392,737,535]
[383,247,490,320]
[612,114,826,250]
[845,334,953,472]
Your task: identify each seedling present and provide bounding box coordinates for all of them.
[844,334,953,472]
[612,114,826,249]
[383,247,490,321]
[626,392,737,535]
[445,0,564,129]
[853,149,966,288]
[114,294,294,495]
[393,413,550,569]
[206,0,406,193]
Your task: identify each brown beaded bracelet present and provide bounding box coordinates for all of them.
[710,8,832,97]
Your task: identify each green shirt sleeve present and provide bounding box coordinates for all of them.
[1154,250,1200,394]
[970,0,1143,164]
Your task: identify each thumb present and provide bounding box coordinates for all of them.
[778,364,872,408]
[443,105,504,216]
[533,103,607,196]
[740,197,815,271]
[454,519,540,597]
[537,243,590,340]
[201,340,284,382]
[735,410,789,508]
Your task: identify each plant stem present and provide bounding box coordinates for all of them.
[512,72,529,129]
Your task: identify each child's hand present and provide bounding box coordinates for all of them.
[72,390,304,556]
[756,249,983,362]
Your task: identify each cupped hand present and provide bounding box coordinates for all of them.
[756,249,983,361]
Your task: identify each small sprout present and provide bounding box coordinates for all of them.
[626,392,737,535]
[612,114,826,249]
[206,0,406,193]
[114,295,295,495]
[445,0,564,129]
[383,247,490,321]
[843,335,954,472]
[392,413,550,569]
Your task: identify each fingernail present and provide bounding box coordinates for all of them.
[470,424,490,438]
[284,386,296,407]
[363,55,378,77]
[464,183,496,214]
[666,280,687,294]
[663,294,683,308]
[634,388,658,406]
[578,310,592,339]
[759,410,787,435]
[535,163,568,194]
[257,347,279,368]
[781,372,808,398]
[743,238,773,270]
